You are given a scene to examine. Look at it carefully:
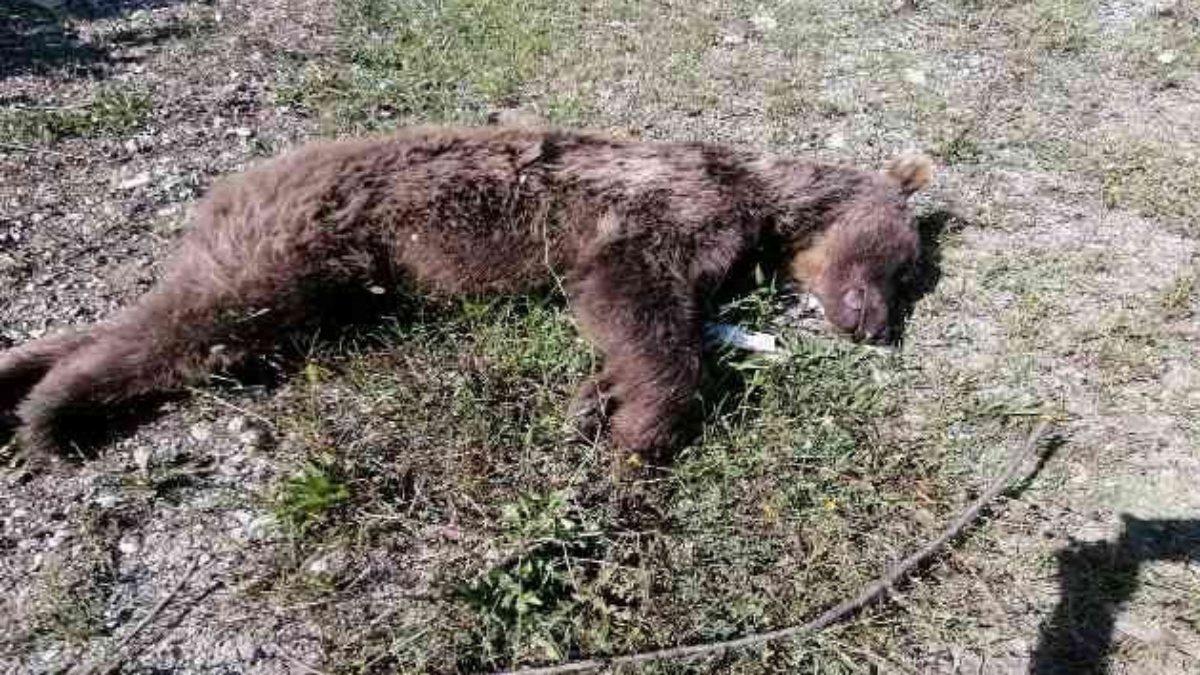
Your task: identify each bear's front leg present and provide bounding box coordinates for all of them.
[570,253,703,467]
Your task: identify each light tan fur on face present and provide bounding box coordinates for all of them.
[789,229,833,289]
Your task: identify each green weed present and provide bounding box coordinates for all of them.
[284,0,582,132]
[273,460,351,537]
[458,490,604,666]
[0,86,151,143]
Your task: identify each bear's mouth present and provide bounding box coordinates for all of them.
[803,293,826,317]
[781,291,831,336]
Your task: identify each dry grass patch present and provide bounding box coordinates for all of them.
[1094,137,1200,229]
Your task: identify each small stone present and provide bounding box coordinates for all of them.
[189,422,212,442]
[750,12,777,31]
[133,446,152,474]
[903,68,927,86]
[304,550,347,577]
[1157,51,1178,65]
[721,33,746,46]
[46,528,71,549]
[367,285,386,295]
[221,451,247,469]
[117,172,151,191]
[238,428,268,449]
[118,534,142,555]
[94,493,121,509]
[826,131,847,149]
[234,127,252,138]
[245,514,278,541]
[227,416,247,434]
[1116,617,1165,643]
[912,508,937,528]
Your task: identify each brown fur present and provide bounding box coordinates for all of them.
[0,126,930,461]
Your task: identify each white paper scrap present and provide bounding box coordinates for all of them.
[704,323,779,353]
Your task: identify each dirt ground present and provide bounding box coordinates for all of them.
[1,1,1197,673]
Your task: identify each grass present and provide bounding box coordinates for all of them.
[1116,5,1200,85]
[1160,271,1196,320]
[1095,138,1200,228]
[1025,0,1097,54]
[248,287,957,670]
[28,568,110,648]
[274,460,351,537]
[0,86,151,143]
[278,0,584,132]
[458,490,606,664]
[23,507,121,650]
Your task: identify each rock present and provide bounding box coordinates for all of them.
[750,12,777,32]
[46,527,71,550]
[227,416,247,434]
[238,428,268,449]
[118,533,142,555]
[133,446,153,474]
[903,68,927,86]
[94,493,121,509]
[245,514,278,541]
[304,549,347,578]
[117,172,151,191]
[189,422,212,442]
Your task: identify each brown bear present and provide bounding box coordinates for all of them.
[0,126,932,462]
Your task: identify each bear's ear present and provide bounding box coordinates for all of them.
[885,153,934,196]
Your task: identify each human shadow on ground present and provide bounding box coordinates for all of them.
[1032,515,1200,673]
[1,0,203,81]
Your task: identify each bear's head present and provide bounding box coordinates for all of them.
[787,153,933,343]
